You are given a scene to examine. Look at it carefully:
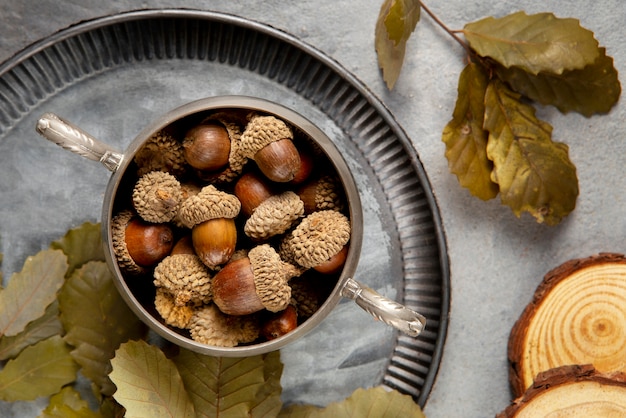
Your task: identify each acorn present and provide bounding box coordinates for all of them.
[132,170,182,223]
[280,210,351,274]
[240,114,301,182]
[297,175,345,215]
[234,171,276,217]
[212,244,298,316]
[177,185,241,269]
[243,191,304,241]
[154,287,196,329]
[153,254,214,306]
[111,210,174,275]
[183,122,231,172]
[188,304,260,347]
[261,305,298,340]
[134,129,187,177]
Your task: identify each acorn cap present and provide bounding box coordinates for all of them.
[189,304,259,347]
[249,244,298,312]
[111,209,146,276]
[177,184,241,229]
[285,210,351,269]
[134,130,187,177]
[153,254,214,306]
[290,277,320,320]
[313,176,345,212]
[132,171,183,223]
[201,113,248,183]
[154,287,195,329]
[244,191,304,241]
[240,114,293,159]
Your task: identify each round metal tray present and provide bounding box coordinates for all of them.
[0,9,449,408]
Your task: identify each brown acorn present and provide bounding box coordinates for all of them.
[182,122,231,172]
[234,171,276,217]
[261,305,298,340]
[124,218,174,267]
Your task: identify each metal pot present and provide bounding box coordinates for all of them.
[35,95,426,356]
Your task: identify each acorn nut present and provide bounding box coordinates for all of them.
[177,185,241,269]
[183,122,231,172]
[234,171,276,217]
[261,305,298,340]
[240,114,301,182]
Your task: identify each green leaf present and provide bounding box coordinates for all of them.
[109,340,196,418]
[278,386,426,418]
[39,386,102,418]
[173,349,283,418]
[463,11,600,75]
[375,0,421,89]
[59,260,145,397]
[483,80,578,225]
[50,221,105,276]
[0,335,78,401]
[0,300,63,361]
[442,62,499,200]
[0,249,67,337]
[496,47,621,116]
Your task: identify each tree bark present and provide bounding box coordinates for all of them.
[497,364,626,417]
[507,253,626,396]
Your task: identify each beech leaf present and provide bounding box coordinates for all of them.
[50,221,105,276]
[0,249,67,337]
[463,11,600,75]
[496,47,621,116]
[0,300,63,361]
[375,0,420,89]
[442,62,499,200]
[109,340,196,418]
[0,335,78,401]
[59,260,145,397]
[278,386,426,418]
[483,80,578,225]
[173,349,283,418]
[39,386,102,418]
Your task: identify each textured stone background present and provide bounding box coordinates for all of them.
[0,1,624,417]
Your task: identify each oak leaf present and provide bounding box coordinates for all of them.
[50,221,105,276]
[463,11,600,75]
[483,80,578,225]
[39,386,103,418]
[375,0,420,89]
[442,62,498,200]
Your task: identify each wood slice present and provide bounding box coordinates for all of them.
[497,364,626,417]
[508,253,626,396]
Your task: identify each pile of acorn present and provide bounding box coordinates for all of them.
[109,108,352,347]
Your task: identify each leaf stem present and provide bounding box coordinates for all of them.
[418,1,472,55]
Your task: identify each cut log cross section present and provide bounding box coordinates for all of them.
[508,253,626,396]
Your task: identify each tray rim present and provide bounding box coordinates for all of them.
[0,8,450,406]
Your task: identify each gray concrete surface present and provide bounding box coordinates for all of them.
[0,1,624,417]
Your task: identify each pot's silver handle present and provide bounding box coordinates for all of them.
[341,278,426,337]
[35,113,124,172]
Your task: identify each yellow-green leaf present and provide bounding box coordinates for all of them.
[496,47,621,116]
[463,11,600,75]
[443,62,499,200]
[278,386,426,418]
[483,80,578,225]
[0,249,67,337]
[375,0,420,89]
[0,335,78,401]
[173,349,283,418]
[50,221,105,276]
[0,300,63,361]
[59,261,145,397]
[39,386,103,418]
[109,340,196,418]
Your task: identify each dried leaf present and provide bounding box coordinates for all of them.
[39,386,102,418]
[442,62,499,200]
[59,260,145,397]
[278,386,426,418]
[496,47,621,116]
[50,221,105,276]
[173,349,283,418]
[0,335,78,401]
[463,11,600,75]
[0,249,67,337]
[0,300,63,361]
[109,340,196,418]
[375,0,420,89]
[483,80,578,225]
